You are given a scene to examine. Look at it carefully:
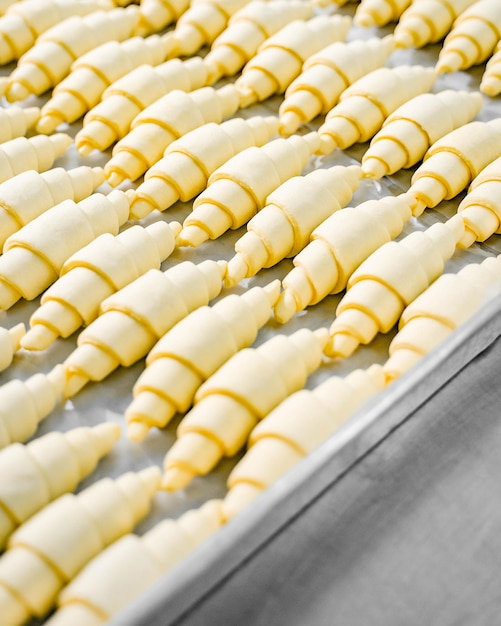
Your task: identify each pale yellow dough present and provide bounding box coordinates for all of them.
[129,115,279,220]
[161,327,330,491]
[75,56,208,155]
[0,467,160,625]
[0,165,105,250]
[383,255,501,381]
[159,0,252,60]
[456,155,501,247]
[37,32,178,133]
[0,422,121,550]
[0,0,114,66]
[0,132,72,185]
[326,215,466,358]
[0,322,24,371]
[279,35,396,136]
[125,280,281,441]
[0,189,130,310]
[225,164,362,287]
[393,0,479,49]
[0,366,65,449]
[354,0,412,27]
[234,14,352,108]
[223,365,386,520]
[409,118,501,216]
[274,193,416,324]
[21,221,181,352]
[177,132,321,247]
[4,7,141,102]
[136,0,190,37]
[104,83,240,187]
[436,0,501,74]
[316,65,437,155]
[46,500,224,626]
[203,0,314,83]
[361,89,483,180]
[59,259,227,398]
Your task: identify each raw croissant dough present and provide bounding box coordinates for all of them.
[0,422,121,550]
[162,327,329,491]
[21,221,180,352]
[125,280,280,441]
[0,467,161,625]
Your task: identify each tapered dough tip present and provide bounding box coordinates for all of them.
[126,420,151,442]
[24,106,41,127]
[480,77,501,97]
[160,467,195,491]
[353,13,376,28]
[129,196,156,220]
[236,84,258,109]
[36,114,62,135]
[264,279,282,306]
[316,134,337,156]
[92,422,122,454]
[76,142,95,157]
[324,332,360,359]
[52,132,74,153]
[224,254,248,288]
[20,324,58,351]
[273,288,298,324]
[106,171,126,188]
[279,111,302,137]
[0,77,8,98]
[138,465,163,494]
[91,166,106,187]
[458,227,478,249]
[176,224,210,247]
[9,322,25,349]
[410,196,427,217]
[361,157,388,180]
[63,370,90,398]
[222,483,262,521]
[47,364,66,397]
[5,81,31,102]
[393,31,415,49]
[435,52,462,74]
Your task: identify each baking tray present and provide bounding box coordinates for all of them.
[1,3,501,624]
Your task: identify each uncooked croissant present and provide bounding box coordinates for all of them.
[75,56,208,156]
[278,35,395,136]
[435,0,501,74]
[234,14,352,108]
[480,40,501,96]
[0,165,105,251]
[325,215,466,358]
[0,322,24,371]
[0,189,130,310]
[455,155,501,248]
[0,367,65,449]
[0,422,121,550]
[225,164,362,287]
[21,221,181,352]
[393,0,479,49]
[159,0,253,60]
[125,280,281,441]
[0,467,161,625]
[0,0,114,66]
[4,6,141,102]
[129,115,279,220]
[104,83,240,187]
[37,32,178,134]
[203,0,314,84]
[223,365,386,520]
[361,89,483,180]
[383,255,501,381]
[136,0,190,37]
[46,500,224,626]
[177,132,320,247]
[274,193,416,324]
[0,133,73,185]
[316,65,436,155]
[59,259,227,398]
[408,117,501,216]
[161,327,329,491]
[354,0,412,27]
